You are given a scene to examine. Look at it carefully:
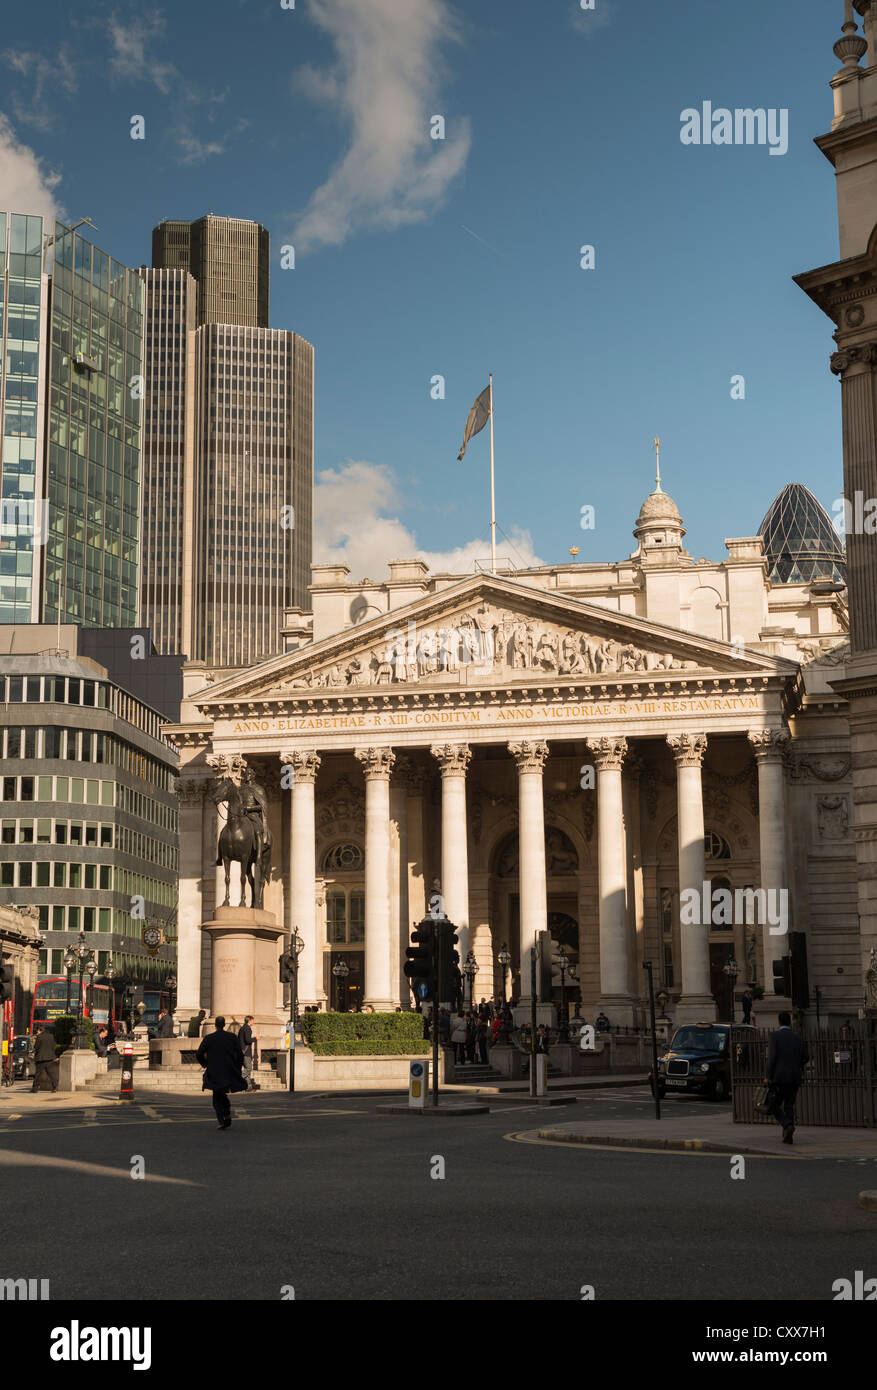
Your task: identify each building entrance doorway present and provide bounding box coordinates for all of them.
[328,950,363,1011]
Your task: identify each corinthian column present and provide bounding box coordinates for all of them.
[430,744,471,962]
[748,728,791,998]
[174,772,208,1023]
[587,736,634,1024]
[280,749,322,1008]
[355,747,396,1010]
[667,732,714,1023]
[508,740,549,1005]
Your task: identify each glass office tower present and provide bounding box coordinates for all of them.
[0,212,50,624]
[44,222,144,627]
[0,213,144,629]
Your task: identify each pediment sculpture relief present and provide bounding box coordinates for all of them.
[277,603,698,691]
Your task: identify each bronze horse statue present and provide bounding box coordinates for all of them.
[209,775,272,910]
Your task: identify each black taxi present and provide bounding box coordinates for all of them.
[650,1022,755,1102]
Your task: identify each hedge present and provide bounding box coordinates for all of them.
[300,1011,429,1056]
[52,1014,94,1054]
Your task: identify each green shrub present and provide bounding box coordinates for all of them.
[52,1014,94,1054]
[300,1011,429,1056]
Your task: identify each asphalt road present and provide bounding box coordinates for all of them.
[2,1087,875,1302]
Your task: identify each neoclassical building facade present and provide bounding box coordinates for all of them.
[168,479,864,1030]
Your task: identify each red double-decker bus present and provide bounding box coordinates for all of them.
[29,976,115,1033]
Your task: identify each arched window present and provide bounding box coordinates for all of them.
[704,830,731,860]
[322,842,364,873]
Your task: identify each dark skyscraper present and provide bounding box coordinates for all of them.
[140,216,313,669]
[151,215,269,329]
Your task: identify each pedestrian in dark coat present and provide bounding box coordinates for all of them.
[155,1008,175,1038]
[195,1016,247,1129]
[32,1025,58,1093]
[741,989,753,1025]
[764,1011,810,1144]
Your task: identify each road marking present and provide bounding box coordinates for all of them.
[138,1105,171,1122]
[2,1114,22,1121]
[0,1108,368,1135]
[81,1109,98,1127]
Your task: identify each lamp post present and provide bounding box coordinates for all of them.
[462,951,477,1010]
[723,955,739,1022]
[497,944,511,1005]
[74,932,94,1049]
[63,948,76,1015]
[332,957,349,1012]
[165,974,177,1013]
[288,927,305,1094]
[104,962,117,1036]
[557,945,569,1042]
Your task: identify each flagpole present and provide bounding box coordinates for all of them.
[489,373,496,573]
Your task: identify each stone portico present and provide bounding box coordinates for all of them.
[168,561,862,1034]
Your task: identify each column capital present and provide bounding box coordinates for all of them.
[586,735,628,771]
[747,727,790,763]
[508,739,550,773]
[279,749,321,785]
[206,752,247,782]
[830,340,877,376]
[666,732,708,767]
[355,746,396,781]
[430,742,472,775]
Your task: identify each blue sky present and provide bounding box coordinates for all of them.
[0,0,851,579]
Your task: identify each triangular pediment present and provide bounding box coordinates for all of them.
[194,572,798,708]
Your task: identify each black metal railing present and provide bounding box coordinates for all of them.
[731,1023,877,1128]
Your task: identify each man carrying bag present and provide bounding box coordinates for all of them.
[764,1011,809,1145]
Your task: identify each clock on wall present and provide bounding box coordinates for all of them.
[143,925,162,954]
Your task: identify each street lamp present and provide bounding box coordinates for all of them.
[63,948,76,1014]
[332,957,350,1012]
[557,945,570,1041]
[104,962,117,1035]
[165,974,178,1015]
[74,931,94,1049]
[288,928,306,1095]
[497,944,511,1005]
[462,951,477,1009]
[723,956,739,1022]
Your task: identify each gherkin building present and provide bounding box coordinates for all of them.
[758,483,847,586]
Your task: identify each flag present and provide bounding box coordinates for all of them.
[457,384,491,461]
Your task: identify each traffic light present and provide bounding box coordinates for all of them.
[789,931,810,1011]
[404,922,436,1003]
[279,952,297,984]
[772,955,791,996]
[0,959,13,1003]
[437,921,461,1007]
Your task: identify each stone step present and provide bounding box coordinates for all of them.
[81,1068,286,1092]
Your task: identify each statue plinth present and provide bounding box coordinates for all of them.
[202,907,286,1044]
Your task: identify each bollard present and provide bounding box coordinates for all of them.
[119,1040,134,1102]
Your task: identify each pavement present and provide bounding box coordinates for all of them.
[535,1108,877,1159]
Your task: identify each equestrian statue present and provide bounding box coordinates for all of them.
[209,766,273,910]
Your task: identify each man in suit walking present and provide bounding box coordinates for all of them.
[32,1024,58,1093]
[195,1016,247,1129]
[238,1015,259,1091]
[765,1010,809,1144]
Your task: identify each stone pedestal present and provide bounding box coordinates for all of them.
[202,906,286,1047]
[57,1048,99,1092]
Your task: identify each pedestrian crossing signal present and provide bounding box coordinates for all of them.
[0,960,14,1003]
[404,925,435,1003]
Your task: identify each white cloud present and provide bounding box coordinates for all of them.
[315,460,543,579]
[0,114,63,222]
[175,128,226,164]
[294,0,471,251]
[108,12,178,94]
[2,45,77,132]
